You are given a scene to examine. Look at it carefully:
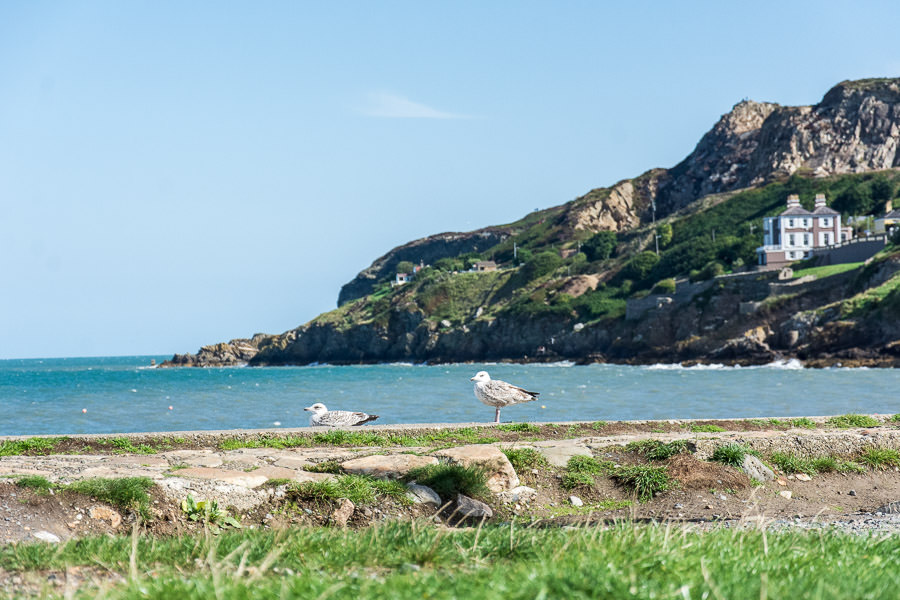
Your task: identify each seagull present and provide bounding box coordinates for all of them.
[304,403,379,427]
[470,371,540,423]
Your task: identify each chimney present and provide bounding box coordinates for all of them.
[787,194,801,208]
[814,193,826,209]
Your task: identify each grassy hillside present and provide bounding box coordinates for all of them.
[314,171,900,330]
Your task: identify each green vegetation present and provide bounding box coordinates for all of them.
[303,460,344,474]
[181,495,242,531]
[405,464,490,502]
[769,452,864,475]
[109,437,157,455]
[496,423,540,433]
[0,437,66,457]
[826,414,881,428]
[561,455,613,490]
[710,443,751,468]
[67,477,155,520]
[219,427,503,451]
[582,230,617,261]
[2,522,899,599]
[611,464,673,502]
[791,262,863,280]
[625,439,690,460]
[502,447,548,473]
[14,475,54,495]
[289,474,411,506]
[859,447,900,470]
[690,424,726,433]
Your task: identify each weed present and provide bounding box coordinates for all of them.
[789,418,817,429]
[690,424,726,433]
[15,475,55,495]
[826,414,880,428]
[497,423,540,433]
[888,414,900,423]
[0,437,66,457]
[612,465,673,502]
[304,460,344,474]
[626,439,690,461]
[405,464,490,502]
[860,448,900,470]
[67,477,154,519]
[502,448,547,473]
[591,421,608,430]
[181,495,242,532]
[562,455,614,490]
[711,443,749,468]
[290,474,411,506]
[769,453,816,475]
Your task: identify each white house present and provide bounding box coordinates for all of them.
[756,193,850,268]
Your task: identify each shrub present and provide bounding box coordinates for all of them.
[826,414,880,428]
[562,455,613,490]
[582,231,617,261]
[650,278,676,294]
[522,251,562,281]
[625,251,660,281]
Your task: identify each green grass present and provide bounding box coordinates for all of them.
[826,414,880,428]
[889,413,900,423]
[625,439,690,460]
[288,474,411,506]
[769,453,865,476]
[14,475,55,495]
[0,437,66,457]
[711,443,750,468]
[2,522,900,598]
[66,477,155,520]
[502,447,548,473]
[789,417,817,429]
[405,464,490,502]
[109,437,157,455]
[859,447,900,470]
[689,424,726,433]
[218,427,504,451]
[611,465,674,502]
[792,262,863,280]
[496,423,540,433]
[303,460,344,474]
[543,499,633,516]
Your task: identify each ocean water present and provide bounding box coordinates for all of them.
[0,356,898,436]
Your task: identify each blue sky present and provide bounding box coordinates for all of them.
[2,1,899,359]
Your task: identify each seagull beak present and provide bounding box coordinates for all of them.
[303,406,312,412]
[470,376,476,381]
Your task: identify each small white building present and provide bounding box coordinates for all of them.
[756,193,850,268]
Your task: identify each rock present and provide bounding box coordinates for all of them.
[341,455,439,480]
[174,467,268,489]
[741,455,775,483]
[875,501,900,514]
[779,491,793,500]
[433,445,519,492]
[569,495,584,507]
[849,489,857,496]
[454,494,493,521]
[795,473,812,482]
[497,486,537,505]
[89,506,122,528]
[534,441,593,468]
[406,483,442,506]
[33,531,61,544]
[331,498,355,527]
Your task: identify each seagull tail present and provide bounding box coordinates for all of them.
[353,414,379,426]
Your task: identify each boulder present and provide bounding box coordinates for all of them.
[433,445,519,492]
[741,455,775,483]
[454,494,493,521]
[406,483,442,506]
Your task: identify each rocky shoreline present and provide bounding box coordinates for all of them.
[1,416,899,545]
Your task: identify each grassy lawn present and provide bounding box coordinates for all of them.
[2,521,898,598]
[791,261,863,280]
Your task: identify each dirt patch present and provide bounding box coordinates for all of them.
[666,454,751,491]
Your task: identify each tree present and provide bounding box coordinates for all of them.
[395,260,416,275]
[522,251,562,281]
[582,231,617,261]
[869,175,895,213]
[657,223,673,247]
[834,185,873,215]
[625,251,659,281]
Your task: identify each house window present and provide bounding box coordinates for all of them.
[788,219,795,227]
[822,218,830,227]
[803,219,809,227]
[823,233,831,245]
[789,234,795,246]
[804,234,810,246]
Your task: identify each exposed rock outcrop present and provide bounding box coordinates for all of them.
[161,334,270,368]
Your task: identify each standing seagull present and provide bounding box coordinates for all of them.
[304,403,379,427]
[470,371,540,423]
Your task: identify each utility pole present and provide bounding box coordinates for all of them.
[513,242,517,260]
[652,200,659,256]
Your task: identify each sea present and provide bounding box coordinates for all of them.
[0,356,898,436]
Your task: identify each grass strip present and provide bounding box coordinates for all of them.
[3,522,898,599]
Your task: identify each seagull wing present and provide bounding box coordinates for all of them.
[317,410,379,427]
[483,380,540,406]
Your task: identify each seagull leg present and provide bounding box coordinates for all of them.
[494,408,501,423]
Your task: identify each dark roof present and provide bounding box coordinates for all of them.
[812,206,839,215]
[779,207,812,216]
[883,209,900,219]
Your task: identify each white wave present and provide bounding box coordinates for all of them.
[530,361,576,368]
[761,359,805,370]
[645,363,728,371]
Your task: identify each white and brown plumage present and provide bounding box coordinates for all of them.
[470,371,540,423]
[304,403,379,427]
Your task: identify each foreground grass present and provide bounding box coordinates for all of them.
[2,521,899,599]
